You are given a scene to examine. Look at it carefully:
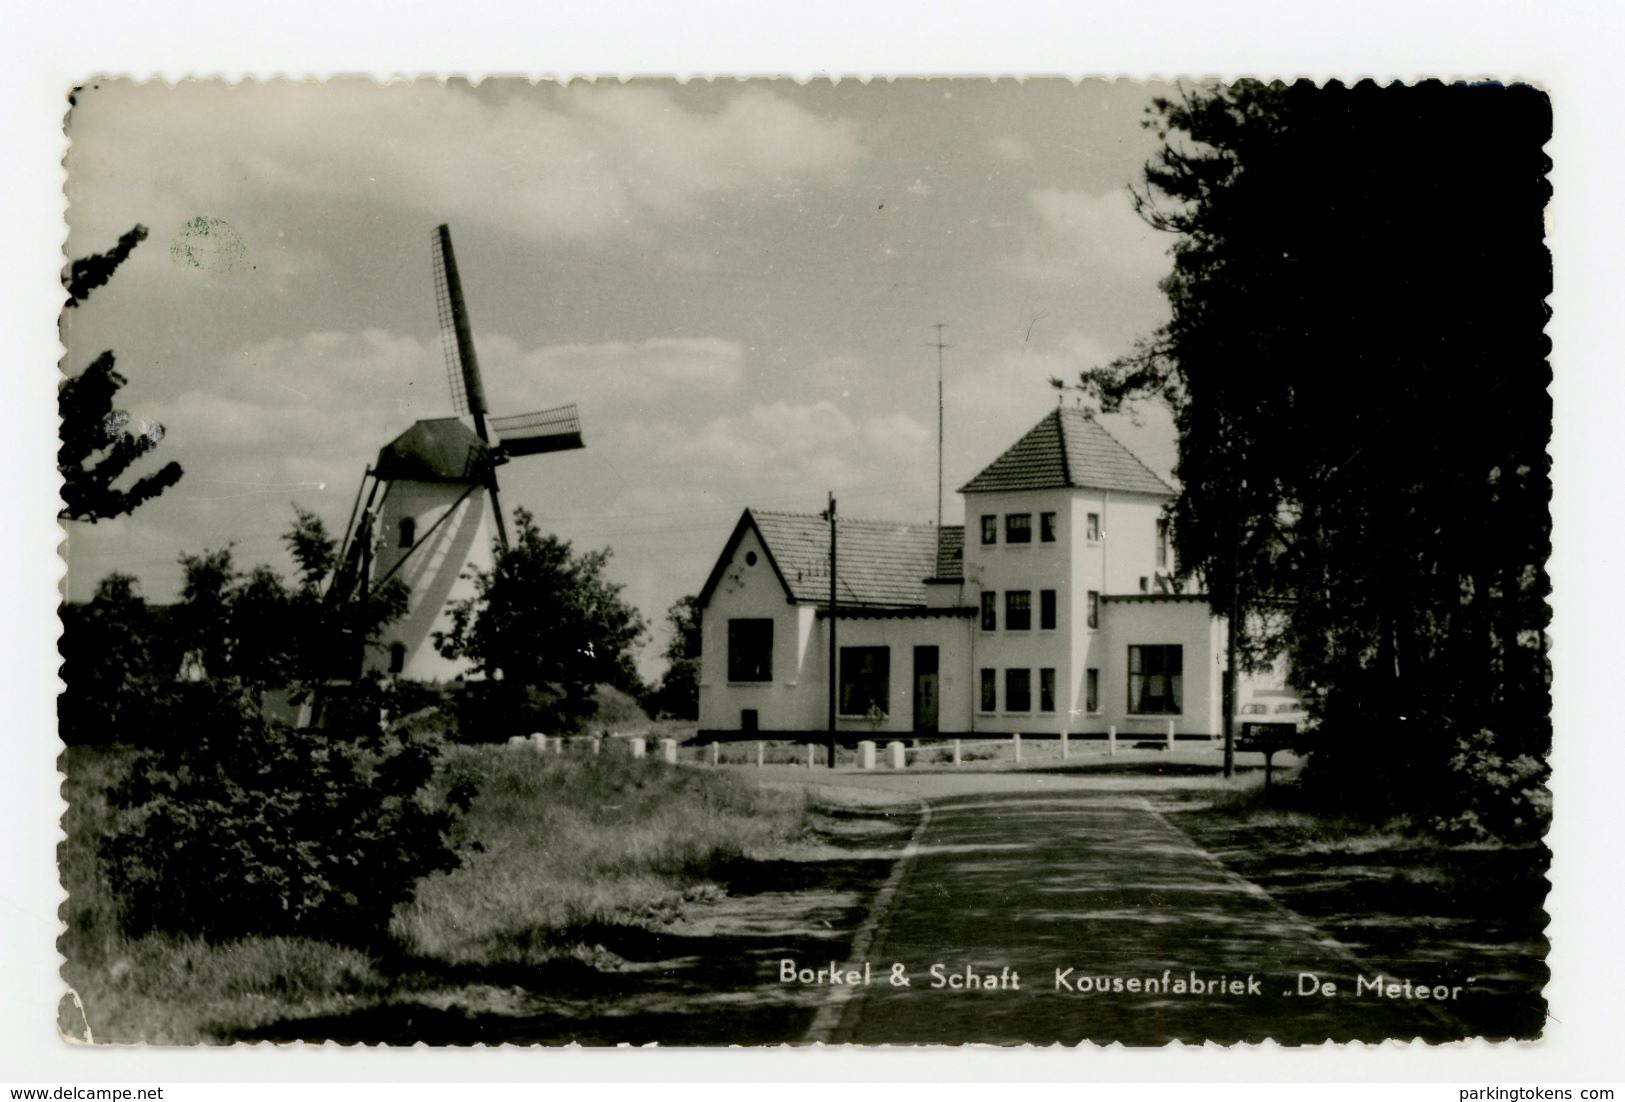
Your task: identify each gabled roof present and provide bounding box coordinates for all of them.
[959,407,1174,497]
[697,509,940,610]
[375,418,492,483]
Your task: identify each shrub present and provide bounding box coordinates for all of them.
[1429,728,1550,845]
[101,678,473,946]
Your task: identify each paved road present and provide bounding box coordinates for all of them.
[758,769,1463,1046]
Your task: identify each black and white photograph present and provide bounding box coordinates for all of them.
[53,76,1553,1049]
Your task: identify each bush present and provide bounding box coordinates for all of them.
[101,678,473,946]
[1429,728,1550,845]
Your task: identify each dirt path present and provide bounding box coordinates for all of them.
[756,768,1467,1045]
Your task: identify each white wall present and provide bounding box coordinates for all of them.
[698,525,822,733]
[368,478,495,682]
[815,615,974,736]
[1098,599,1225,738]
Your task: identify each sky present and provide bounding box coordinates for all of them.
[61,78,1182,677]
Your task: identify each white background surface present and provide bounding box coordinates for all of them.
[3,0,1615,1086]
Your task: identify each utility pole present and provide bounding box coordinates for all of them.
[928,324,950,533]
[825,492,838,769]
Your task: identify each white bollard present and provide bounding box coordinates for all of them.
[807,743,815,769]
[1108,724,1118,756]
[591,736,602,756]
[628,736,646,759]
[887,741,906,769]
[1060,730,1070,759]
[1166,720,1176,751]
[952,738,962,766]
[756,741,765,768]
[530,732,548,754]
[507,735,527,750]
[708,741,721,766]
[660,738,677,765]
[1012,733,1023,764]
[858,740,876,770]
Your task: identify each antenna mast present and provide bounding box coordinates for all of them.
[928,323,950,532]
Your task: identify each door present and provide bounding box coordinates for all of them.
[913,646,940,736]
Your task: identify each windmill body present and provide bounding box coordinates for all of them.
[365,419,499,680]
[330,225,584,683]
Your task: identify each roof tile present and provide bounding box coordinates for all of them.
[959,407,1173,497]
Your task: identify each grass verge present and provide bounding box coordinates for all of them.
[60,740,809,1043]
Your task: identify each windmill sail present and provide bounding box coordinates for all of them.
[490,404,585,457]
[431,224,490,439]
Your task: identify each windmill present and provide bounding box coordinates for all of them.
[329,224,584,680]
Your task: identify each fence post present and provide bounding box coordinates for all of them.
[1108,724,1117,756]
[591,736,603,756]
[756,741,765,768]
[1012,733,1022,764]
[660,738,678,764]
[887,741,906,769]
[506,735,527,750]
[858,740,876,770]
[806,743,815,769]
[530,732,548,754]
[708,741,720,767]
[1060,730,1069,759]
[628,736,646,760]
[952,738,962,766]
[1166,720,1176,751]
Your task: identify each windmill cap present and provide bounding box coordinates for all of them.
[375,418,493,483]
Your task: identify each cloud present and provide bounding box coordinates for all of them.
[1011,187,1173,284]
[481,336,747,411]
[65,81,867,253]
[990,136,1034,162]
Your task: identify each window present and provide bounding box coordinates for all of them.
[1139,576,1149,593]
[1040,589,1057,630]
[980,590,997,631]
[1087,590,1100,629]
[398,517,416,548]
[1040,668,1056,713]
[727,619,773,682]
[981,515,997,545]
[1129,644,1183,715]
[980,668,997,712]
[1005,668,1032,712]
[1006,513,1032,544]
[1156,519,1170,569]
[1006,590,1031,631]
[1086,668,1100,713]
[388,642,406,674]
[1086,512,1101,542]
[741,709,759,732]
[1041,512,1057,542]
[840,647,890,716]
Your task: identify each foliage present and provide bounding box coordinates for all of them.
[58,574,175,745]
[651,594,701,719]
[164,508,406,684]
[435,509,648,737]
[1076,81,1551,838]
[1428,729,1551,844]
[100,678,472,946]
[59,225,184,521]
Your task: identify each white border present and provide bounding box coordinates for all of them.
[6,0,1618,1084]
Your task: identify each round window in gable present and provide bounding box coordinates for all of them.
[745,551,758,566]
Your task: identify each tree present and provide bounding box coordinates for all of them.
[58,573,167,744]
[59,225,184,522]
[1075,81,1551,836]
[435,509,648,736]
[652,595,702,719]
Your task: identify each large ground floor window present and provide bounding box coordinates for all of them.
[840,646,891,716]
[727,619,773,681]
[1128,644,1183,714]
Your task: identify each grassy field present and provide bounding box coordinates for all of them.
[1153,768,1550,1040]
[59,740,810,1043]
